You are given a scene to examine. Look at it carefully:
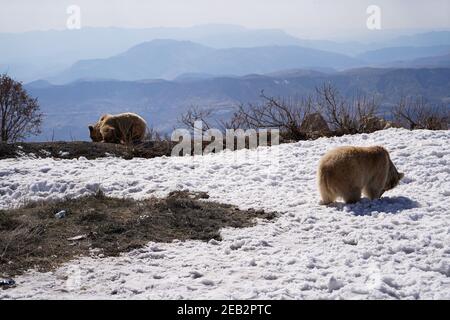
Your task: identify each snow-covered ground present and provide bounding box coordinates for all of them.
[0,128,449,299]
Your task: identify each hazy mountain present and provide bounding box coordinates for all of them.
[384,53,450,68]
[3,25,449,82]
[285,31,450,56]
[51,39,362,83]
[0,25,307,82]
[54,40,215,82]
[26,67,450,142]
[382,31,450,48]
[357,45,450,64]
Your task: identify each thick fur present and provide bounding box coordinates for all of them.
[318,146,404,204]
[89,113,147,144]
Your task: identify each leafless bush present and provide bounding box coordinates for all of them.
[145,127,168,141]
[180,106,215,132]
[179,83,447,146]
[224,91,314,140]
[315,83,380,134]
[393,97,449,130]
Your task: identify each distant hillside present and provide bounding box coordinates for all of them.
[384,53,450,68]
[382,31,450,48]
[357,45,450,64]
[26,68,450,141]
[54,40,215,82]
[51,39,362,83]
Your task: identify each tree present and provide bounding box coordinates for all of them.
[0,74,43,142]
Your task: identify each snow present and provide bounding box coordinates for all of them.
[0,128,449,299]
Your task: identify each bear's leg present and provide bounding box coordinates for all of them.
[343,187,361,204]
[364,186,384,200]
[319,182,336,205]
[319,195,335,205]
[101,127,118,143]
[363,173,387,200]
[131,125,145,144]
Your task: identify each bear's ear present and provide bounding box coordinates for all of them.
[88,125,94,132]
[399,172,404,180]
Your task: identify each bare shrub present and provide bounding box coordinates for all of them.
[145,127,167,141]
[315,83,380,134]
[180,106,215,132]
[393,97,449,130]
[225,91,314,141]
[179,83,447,147]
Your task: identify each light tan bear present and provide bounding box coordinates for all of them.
[88,112,147,144]
[318,146,404,204]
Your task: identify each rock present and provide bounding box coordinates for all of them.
[0,279,15,287]
[359,115,395,133]
[201,279,215,286]
[55,210,66,219]
[300,113,331,134]
[208,239,220,245]
[190,271,203,279]
[67,234,87,241]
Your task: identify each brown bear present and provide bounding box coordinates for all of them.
[317,146,404,204]
[88,112,147,144]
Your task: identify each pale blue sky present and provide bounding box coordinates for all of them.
[0,0,449,38]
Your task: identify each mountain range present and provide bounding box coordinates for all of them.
[49,37,450,83]
[2,25,450,82]
[51,40,362,83]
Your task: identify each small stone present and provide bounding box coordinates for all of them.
[67,234,87,241]
[55,210,66,219]
[201,279,214,286]
[208,239,220,245]
[190,271,203,279]
[0,279,15,287]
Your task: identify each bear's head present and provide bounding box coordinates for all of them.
[88,123,102,142]
[384,159,404,191]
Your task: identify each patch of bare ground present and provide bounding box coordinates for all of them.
[0,190,276,279]
[0,136,281,160]
[0,140,174,160]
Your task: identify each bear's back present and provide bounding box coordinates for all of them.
[319,146,389,185]
[101,113,145,126]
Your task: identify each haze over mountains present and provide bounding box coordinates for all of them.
[1,25,450,82]
[52,40,363,83]
[1,24,449,141]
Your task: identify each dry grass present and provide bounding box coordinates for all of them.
[0,190,276,278]
[0,140,174,160]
